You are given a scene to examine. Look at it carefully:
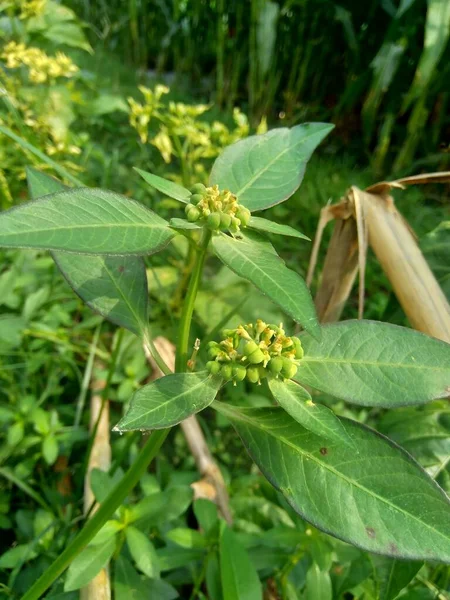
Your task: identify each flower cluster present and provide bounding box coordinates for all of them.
[128,85,170,144]
[2,42,78,83]
[206,320,304,384]
[184,183,251,234]
[14,0,46,19]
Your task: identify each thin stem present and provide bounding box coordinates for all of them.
[21,429,169,600]
[175,229,211,372]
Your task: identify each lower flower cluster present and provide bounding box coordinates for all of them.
[206,320,304,384]
[185,183,251,234]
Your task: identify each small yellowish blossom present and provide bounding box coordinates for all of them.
[151,128,173,163]
[2,42,78,83]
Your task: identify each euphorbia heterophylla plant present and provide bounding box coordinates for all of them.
[2,123,449,599]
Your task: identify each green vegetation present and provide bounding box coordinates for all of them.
[0,1,450,599]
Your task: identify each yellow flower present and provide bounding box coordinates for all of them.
[152,129,173,163]
[1,42,78,83]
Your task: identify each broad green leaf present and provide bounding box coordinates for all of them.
[248,217,310,240]
[169,218,202,230]
[165,528,207,549]
[90,520,123,545]
[158,547,205,571]
[64,537,116,591]
[212,402,450,561]
[372,557,423,600]
[209,124,334,212]
[128,486,192,525]
[305,564,332,600]
[114,556,146,600]
[212,233,319,337]
[42,434,58,465]
[0,187,174,255]
[295,320,450,407]
[115,372,222,431]
[194,499,218,536]
[27,169,149,336]
[135,167,191,203]
[126,526,160,578]
[219,525,262,600]
[268,379,354,448]
[0,544,38,568]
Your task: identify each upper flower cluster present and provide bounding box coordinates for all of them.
[2,42,78,83]
[184,183,251,234]
[206,320,304,384]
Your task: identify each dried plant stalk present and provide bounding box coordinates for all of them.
[309,172,450,343]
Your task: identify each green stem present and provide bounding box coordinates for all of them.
[175,229,211,372]
[21,429,169,600]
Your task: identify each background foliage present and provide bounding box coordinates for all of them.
[0,0,449,598]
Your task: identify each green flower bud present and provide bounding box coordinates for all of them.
[208,346,220,358]
[244,341,259,356]
[247,348,265,364]
[206,361,221,375]
[293,337,304,359]
[220,213,232,230]
[190,194,204,205]
[268,356,283,374]
[187,207,200,222]
[233,364,247,381]
[258,365,267,380]
[281,358,298,379]
[236,207,251,226]
[229,216,241,233]
[191,183,206,194]
[207,341,219,349]
[207,212,221,230]
[221,364,233,380]
[185,203,193,215]
[246,366,260,383]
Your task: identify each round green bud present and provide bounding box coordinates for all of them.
[236,207,251,226]
[229,216,241,234]
[206,361,221,375]
[208,346,220,359]
[207,341,219,349]
[185,203,193,215]
[293,337,304,359]
[281,359,298,379]
[187,207,200,222]
[220,213,232,230]
[221,364,233,380]
[247,348,265,364]
[246,366,260,383]
[268,356,283,374]
[244,341,259,356]
[233,364,247,381]
[258,365,267,380]
[207,212,221,230]
[191,183,206,194]
[190,194,204,205]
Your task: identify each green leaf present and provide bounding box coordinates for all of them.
[0,544,38,568]
[212,402,450,561]
[64,538,116,591]
[211,233,319,337]
[169,218,202,230]
[219,525,262,600]
[194,499,218,536]
[247,217,310,240]
[165,528,207,549]
[90,520,123,545]
[135,168,191,203]
[268,379,354,448]
[209,124,334,212]
[114,556,145,600]
[27,169,150,336]
[305,564,332,600]
[115,372,222,431]
[294,320,450,407]
[126,525,160,578]
[42,435,58,465]
[373,557,423,600]
[0,187,174,255]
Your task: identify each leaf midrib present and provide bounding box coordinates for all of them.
[219,405,450,546]
[235,128,324,197]
[1,222,169,237]
[301,356,448,372]
[102,260,146,334]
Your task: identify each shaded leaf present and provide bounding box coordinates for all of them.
[212,402,450,561]
[295,320,450,407]
[165,528,207,549]
[212,233,319,337]
[373,556,422,600]
[268,379,354,448]
[210,124,334,211]
[169,218,202,230]
[0,187,174,255]
[135,168,191,203]
[220,525,262,600]
[247,217,310,240]
[115,372,222,431]
[0,544,38,568]
[27,169,149,336]
[64,538,116,591]
[305,564,332,600]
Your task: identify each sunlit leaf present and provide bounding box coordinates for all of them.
[295,320,450,407]
[212,233,319,337]
[210,123,334,211]
[126,526,160,579]
[115,372,222,431]
[64,538,115,591]
[213,402,450,561]
[135,168,191,203]
[247,217,310,240]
